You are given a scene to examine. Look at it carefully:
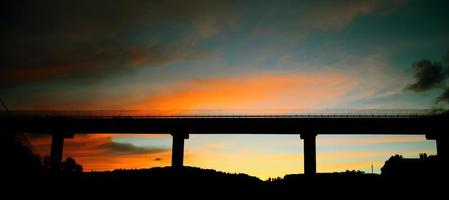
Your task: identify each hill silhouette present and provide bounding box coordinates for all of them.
[6,165,445,198]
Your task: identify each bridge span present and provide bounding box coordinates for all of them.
[1,111,448,174]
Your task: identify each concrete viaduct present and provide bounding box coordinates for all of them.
[1,112,448,175]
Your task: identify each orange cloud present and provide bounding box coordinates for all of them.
[133,72,356,114]
[23,72,356,112]
[27,134,171,171]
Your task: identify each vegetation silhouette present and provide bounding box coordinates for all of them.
[0,133,42,175]
[381,154,443,177]
[61,157,83,173]
[0,133,83,176]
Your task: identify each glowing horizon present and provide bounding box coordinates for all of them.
[27,134,436,180]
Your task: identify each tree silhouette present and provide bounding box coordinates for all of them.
[0,133,42,174]
[381,154,441,177]
[41,155,51,171]
[61,157,83,173]
[381,154,403,176]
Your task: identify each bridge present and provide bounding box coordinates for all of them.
[1,110,448,174]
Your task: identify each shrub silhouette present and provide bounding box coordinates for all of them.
[61,157,83,173]
[381,154,441,176]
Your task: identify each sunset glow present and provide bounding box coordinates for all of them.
[3,0,448,179]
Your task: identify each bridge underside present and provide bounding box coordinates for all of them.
[1,115,448,174]
[44,131,448,175]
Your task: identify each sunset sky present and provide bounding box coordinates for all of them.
[2,0,449,179]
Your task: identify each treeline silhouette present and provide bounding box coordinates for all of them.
[0,134,82,175]
[2,133,447,198]
[381,153,444,177]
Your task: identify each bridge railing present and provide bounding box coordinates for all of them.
[0,109,437,119]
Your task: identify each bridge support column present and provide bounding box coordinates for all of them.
[50,133,74,172]
[171,131,189,169]
[301,134,317,175]
[426,134,449,162]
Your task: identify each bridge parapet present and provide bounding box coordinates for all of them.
[0,109,437,119]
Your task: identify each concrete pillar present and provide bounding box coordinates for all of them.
[426,133,449,174]
[301,134,317,175]
[171,131,189,169]
[49,132,74,172]
[50,134,64,172]
[426,134,449,161]
[436,137,449,160]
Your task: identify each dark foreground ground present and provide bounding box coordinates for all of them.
[4,166,448,198]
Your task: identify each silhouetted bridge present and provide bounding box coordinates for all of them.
[1,111,448,174]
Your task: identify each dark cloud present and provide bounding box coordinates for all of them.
[0,0,227,88]
[406,51,449,104]
[0,0,405,90]
[405,59,448,92]
[99,141,168,155]
[436,88,449,104]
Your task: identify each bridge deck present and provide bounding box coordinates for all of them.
[0,111,446,135]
